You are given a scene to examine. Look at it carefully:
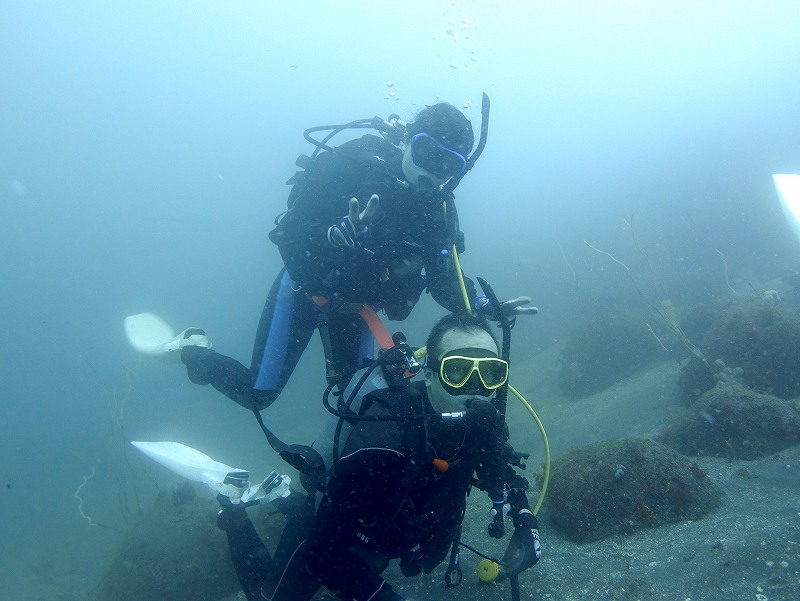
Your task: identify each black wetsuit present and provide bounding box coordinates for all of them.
[220,382,528,601]
[182,135,476,411]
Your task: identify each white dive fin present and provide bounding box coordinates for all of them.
[773,174,800,246]
[131,440,291,504]
[124,313,175,356]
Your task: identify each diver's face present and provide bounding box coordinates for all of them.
[401,144,446,189]
[425,327,499,414]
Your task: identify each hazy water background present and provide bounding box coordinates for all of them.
[1,1,799,598]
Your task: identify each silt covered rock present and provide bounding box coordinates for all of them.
[659,382,800,460]
[556,308,662,400]
[545,438,723,543]
[678,300,800,403]
[91,486,285,601]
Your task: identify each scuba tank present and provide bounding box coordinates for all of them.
[301,332,423,493]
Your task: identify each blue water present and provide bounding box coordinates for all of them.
[1,1,799,599]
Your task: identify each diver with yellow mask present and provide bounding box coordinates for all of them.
[208,312,541,601]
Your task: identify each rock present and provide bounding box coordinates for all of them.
[678,300,800,402]
[545,438,723,543]
[556,308,663,400]
[91,489,285,601]
[659,382,800,460]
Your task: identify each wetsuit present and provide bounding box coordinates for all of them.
[182,135,476,411]
[218,382,529,601]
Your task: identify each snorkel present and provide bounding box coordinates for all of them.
[475,278,514,565]
[467,278,550,601]
[443,92,490,195]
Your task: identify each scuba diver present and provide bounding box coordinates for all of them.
[169,98,536,413]
[215,312,542,601]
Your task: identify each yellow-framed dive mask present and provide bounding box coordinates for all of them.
[427,354,509,390]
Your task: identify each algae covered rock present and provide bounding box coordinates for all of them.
[678,300,800,403]
[659,382,800,460]
[545,438,723,543]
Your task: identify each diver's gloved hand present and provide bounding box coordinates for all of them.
[503,441,530,469]
[501,510,541,576]
[162,328,211,353]
[158,328,211,364]
[473,296,538,321]
[327,194,380,249]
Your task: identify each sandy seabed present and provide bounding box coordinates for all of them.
[10,357,800,601]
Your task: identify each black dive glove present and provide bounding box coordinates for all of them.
[327,195,379,249]
[502,510,541,576]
